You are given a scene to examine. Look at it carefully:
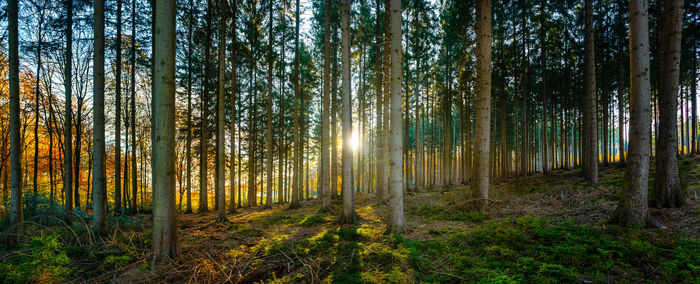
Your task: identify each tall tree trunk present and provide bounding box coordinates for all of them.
[320,0,332,212]
[115,0,123,214]
[151,0,179,263]
[265,0,274,209]
[692,48,697,155]
[583,0,598,184]
[652,0,685,208]
[340,0,355,224]
[230,0,239,213]
[388,0,405,233]
[216,0,228,221]
[473,0,491,209]
[330,28,340,199]
[617,29,626,166]
[540,11,548,175]
[33,8,44,208]
[610,0,658,228]
[185,0,194,214]
[8,0,22,226]
[375,0,387,202]
[64,0,73,224]
[131,0,138,214]
[200,0,212,212]
[290,0,301,209]
[92,0,106,234]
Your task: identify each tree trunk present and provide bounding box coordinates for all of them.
[340,0,355,224]
[199,0,212,212]
[388,0,404,233]
[8,0,22,226]
[331,28,340,199]
[185,0,194,214]
[289,0,301,209]
[63,0,73,224]
[264,0,274,209]
[320,0,332,212]
[617,30,626,166]
[216,0,228,221]
[131,0,138,215]
[375,0,387,202]
[92,0,106,234]
[583,0,598,184]
[230,0,239,213]
[473,0,491,209]
[610,0,658,228]
[151,0,179,263]
[114,0,123,214]
[652,0,685,208]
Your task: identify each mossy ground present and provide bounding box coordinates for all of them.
[2,157,700,283]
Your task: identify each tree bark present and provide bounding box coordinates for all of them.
[115,0,123,214]
[388,0,405,233]
[230,0,239,213]
[340,0,355,224]
[185,0,194,214]
[152,0,179,263]
[610,0,658,228]
[92,0,106,234]
[63,0,74,225]
[289,0,301,209]
[9,0,22,226]
[652,0,685,208]
[200,0,212,212]
[319,0,332,212]
[216,0,229,221]
[583,0,598,184]
[473,0,491,208]
[264,0,275,209]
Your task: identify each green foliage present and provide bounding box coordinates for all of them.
[0,232,72,283]
[401,216,700,283]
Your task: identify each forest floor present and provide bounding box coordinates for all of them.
[2,157,700,283]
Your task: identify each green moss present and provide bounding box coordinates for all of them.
[297,213,329,226]
[408,204,487,223]
[400,217,700,283]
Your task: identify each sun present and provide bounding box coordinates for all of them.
[350,129,360,151]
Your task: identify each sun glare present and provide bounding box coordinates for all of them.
[350,130,360,151]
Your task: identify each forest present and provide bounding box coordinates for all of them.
[0,0,699,282]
